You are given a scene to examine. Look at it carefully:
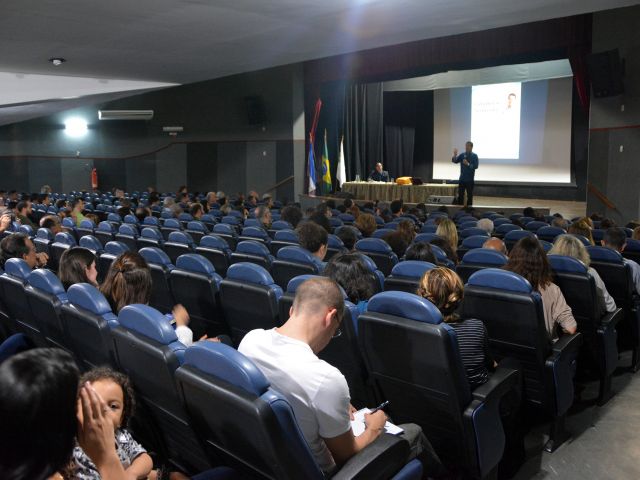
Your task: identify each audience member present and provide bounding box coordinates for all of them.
[477,218,494,235]
[238,278,440,474]
[390,199,404,218]
[100,252,200,346]
[354,213,377,238]
[430,237,459,264]
[602,227,640,294]
[135,206,152,223]
[600,218,617,229]
[482,237,508,255]
[0,232,48,269]
[435,218,459,253]
[296,221,328,271]
[308,212,332,234]
[190,203,204,220]
[262,193,274,208]
[404,241,436,263]
[59,247,99,290]
[324,253,375,312]
[69,198,86,227]
[568,220,595,245]
[205,191,218,210]
[551,217,569,230]
[66,368,153,479]
[254,205,272,229]
[280,205,303,228]
[504,237,577,341]
[16,200,37,229]
[396,219,416,244]
[523,207,535,218]
[0,211,12,235]
[0,348,125,480]
[39,193,51,206]
[549,235,616,314]
[40,184,52,194]
[383,231,409,259]
[633,226,640,241]
[335,226,358,251]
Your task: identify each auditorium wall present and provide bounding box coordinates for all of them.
[587,5,640,223]
[0,63,304,202]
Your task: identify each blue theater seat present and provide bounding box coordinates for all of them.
[230,240,274,271]
[79,234,104,254]
[459,227,489,240]
[359,291,519,477]
[271,246,320,289]
[525,221,549,232]
[195,235,232,277]
[174,342,420,479]
[49,231,77,272]
[548,254,622,404]
[25,268,69,350]
[212,223,238,251]
[139,247,177,314]
[420,224,438,233]
[355,238,399,276]
[384,260,436,294]
[164,231,195,264]
[95,221,116,247]
[137,227,164,250]
[112,304,209,472]
[371,228,395,239]
[219,263,282,345]
[143,216,160,226]
[504,229,536,252]
[456,248,508,284]
[0,259,39,342]
[414,232,441,244]
[161,218,182,241]
[326,233,347,261]
[61,283,118,370]
[462,269,582,452]
[115,223,139,252]
[186,221,209,244]
[169,254,226,339]
[537,226,566,243]
[34,227,54,257]
[97,241,129,283]
[239,226,270,245]
[270,229,299,256]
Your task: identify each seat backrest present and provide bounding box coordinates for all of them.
[175,342,323,479]
[461,234,489,250]
[271,246,319,289]
[537,226,565,241]
[459,227,489,239]
[124,214,139,225]
[547,255,601,349]
[587,246,634,312]
[456,248,508,284]
[355,238,399,276]
[196,235,231,276]
[414,232,441,244]
[231,240,274,270]
[359,291,481,469]
[25,268,69,349]
[138,247,176,313]
[525,221,549,232]
[504,229,536,251]
[112,304,208,471]
[143,216,160,226]
[461,269,551,407]
[79,235,104,253]
[371,228,395,239]
[240,226,270,243]
[186,220,207,233]
[170,254,224,339]
[219,263,282,345]
[384,260,435,294]
[271,220,292,231]
[273,229,299,243]
[495,223,521,235]
[62,283,118,370]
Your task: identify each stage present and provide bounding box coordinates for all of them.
[299,194,586,220]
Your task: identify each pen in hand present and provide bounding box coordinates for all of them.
[369,400,389,414]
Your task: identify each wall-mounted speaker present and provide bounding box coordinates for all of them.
[586,49,624,98]
[245,96,266,125]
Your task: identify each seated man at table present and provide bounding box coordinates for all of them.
[368,163,390,182]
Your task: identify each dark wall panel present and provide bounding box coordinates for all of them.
[217,143,246,195]
[126,155,157,193]
[93,158,126,193]
[0,158,29,192]
[187,142,218,193]
[276,140,294,203]
[28,158,62,193]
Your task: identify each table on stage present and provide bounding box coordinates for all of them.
[342,181,458,203]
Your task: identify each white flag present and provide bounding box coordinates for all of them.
[337,136,346,188]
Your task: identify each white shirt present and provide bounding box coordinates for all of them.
[238,328,351,472]
[588,267,617,314]
[623,258,640,295]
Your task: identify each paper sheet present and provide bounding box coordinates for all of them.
[350,408,404,436]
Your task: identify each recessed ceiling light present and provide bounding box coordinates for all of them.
[49,58,66,66]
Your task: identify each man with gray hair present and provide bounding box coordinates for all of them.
[477,218,494,235]
[482,237,508,255]
[254,205,272,229]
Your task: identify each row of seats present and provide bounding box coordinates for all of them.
[0,260,421,479]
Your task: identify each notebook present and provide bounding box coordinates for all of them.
[350,408,404,436]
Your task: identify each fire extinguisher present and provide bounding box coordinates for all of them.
[91,167,98,190]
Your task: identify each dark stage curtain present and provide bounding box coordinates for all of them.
[343,83,384,182]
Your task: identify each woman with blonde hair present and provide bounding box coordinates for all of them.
[567,219,595,245]
[549,234,616,314]
[435,218,458,253]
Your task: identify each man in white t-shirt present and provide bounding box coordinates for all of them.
[238,278,387,473]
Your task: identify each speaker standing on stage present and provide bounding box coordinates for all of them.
[368,162,390,182]
[452,141,478,206]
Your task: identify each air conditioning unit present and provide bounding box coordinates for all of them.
[98,110,154,121]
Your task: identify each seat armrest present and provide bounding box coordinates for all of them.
[600,308,623,329]
[333,433,410,480]
[471,365,520,405]
[550,331,583,356]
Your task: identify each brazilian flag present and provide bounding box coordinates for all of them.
[321,129,332,194]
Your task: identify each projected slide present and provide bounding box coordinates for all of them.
[471,82,521,159]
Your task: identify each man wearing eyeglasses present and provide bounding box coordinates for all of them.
[238,278,387,473]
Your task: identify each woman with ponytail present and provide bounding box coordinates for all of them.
[416,267,495,389]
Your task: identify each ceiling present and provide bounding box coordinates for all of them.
[0,0,636,126]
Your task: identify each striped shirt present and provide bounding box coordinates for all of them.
[449,318,494,390]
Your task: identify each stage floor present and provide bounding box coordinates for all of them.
[300,194,587,220]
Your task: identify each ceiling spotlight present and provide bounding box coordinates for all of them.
[49,58,66,66]
[64,117,88,137]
